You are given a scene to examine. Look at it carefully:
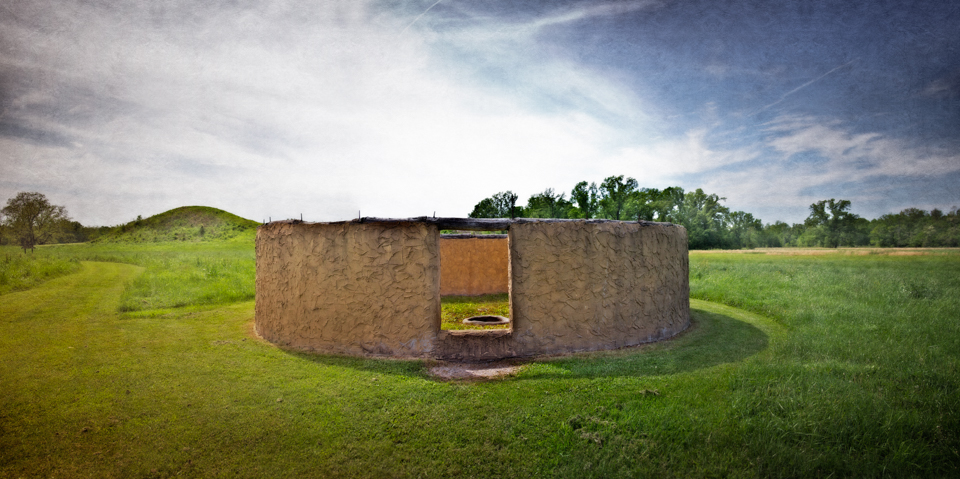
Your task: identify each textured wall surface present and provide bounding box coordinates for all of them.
[255,221,440,357]
[439,236,509,296]
[256,219,689,360]
[506,220,689,356]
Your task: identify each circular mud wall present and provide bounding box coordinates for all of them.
[255,218,689,360]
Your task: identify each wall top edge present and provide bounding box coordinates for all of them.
[259,217,680,231]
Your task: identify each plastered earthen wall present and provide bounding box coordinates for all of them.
[439,236,509,296]
[256,219,689,360]
[255,221,440,357]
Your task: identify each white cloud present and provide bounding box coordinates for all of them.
[604,129,757,181]
[687,116,960,222]
[1,0,640,224]
[765,116,960,179]
[525,1,663,31]
[4,1,956,227]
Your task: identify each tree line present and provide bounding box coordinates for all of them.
[4,188,959,252]
[468,176,960,249]
[0,192,111,251]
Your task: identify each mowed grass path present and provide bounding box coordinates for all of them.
[2,251,959,477]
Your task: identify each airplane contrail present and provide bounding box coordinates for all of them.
[401,0,445,35]
[754,59,857,115]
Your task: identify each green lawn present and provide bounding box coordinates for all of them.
[3,233,255,311]
[1,245,958,477]
[0,245,82,295]
[441,293,510,330]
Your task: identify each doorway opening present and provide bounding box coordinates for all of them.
[438,232,510,331]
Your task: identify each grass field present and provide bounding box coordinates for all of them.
[2,233,255,311]
[1,243,958,477]
[440,293,511,330]
[0,246,82,295]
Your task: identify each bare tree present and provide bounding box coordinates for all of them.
[1,192,70,252]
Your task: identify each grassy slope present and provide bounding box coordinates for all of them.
[34,237,255,311]
[0,206,258,300]
[95,206,259,244]
[1,247,958,477]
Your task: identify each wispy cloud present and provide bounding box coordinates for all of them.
[753,60,857,115]
[2,0,957,226]
[688,115,960,221]
[605,129,758,181]
[526,0,662,30]
[921,68,960,99]
[401,0,446,35]
[765,115,960,178]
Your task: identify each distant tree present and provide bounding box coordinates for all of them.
[469,191,521,218]
[631,188,658,221]
[598,175,639,220]
[468,198,499,219]
[1,192,70,252]
[629,186,685,222]
[762,220,804,247]
[656,187,686,222]
[869,207,960,247]
[58,220,89,243]
[727,210,763,248]
[526,188,572,218]
[570,181,599,219]
[800,199,867,247]
[676,189,730,249]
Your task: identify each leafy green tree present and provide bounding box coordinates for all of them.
[631,188,658,221]
[1,192,70,252]
[570,181,599,219]
[630,186,685,222]
[598,175,638,220]
[469,191,521,218]
[526,188,572,218]
[800,199,867,247]
[728,210,763,248]
[762,221,806,247]
[869,207,960,247]
[468,198,499,219]
[675,188,730,249]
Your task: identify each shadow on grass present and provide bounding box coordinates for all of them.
[281,350,429,377]
[274,306,768,380]
[518,307,768,379]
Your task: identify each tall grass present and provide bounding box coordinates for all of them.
[27,231,256,311]
[690,250,960,476]
[0,245,81,295]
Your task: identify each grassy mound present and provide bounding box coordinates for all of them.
[94,206,259,243]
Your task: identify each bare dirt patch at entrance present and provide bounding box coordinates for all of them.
[427,361,523,380]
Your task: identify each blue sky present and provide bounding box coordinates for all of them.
[1,0,958,225]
